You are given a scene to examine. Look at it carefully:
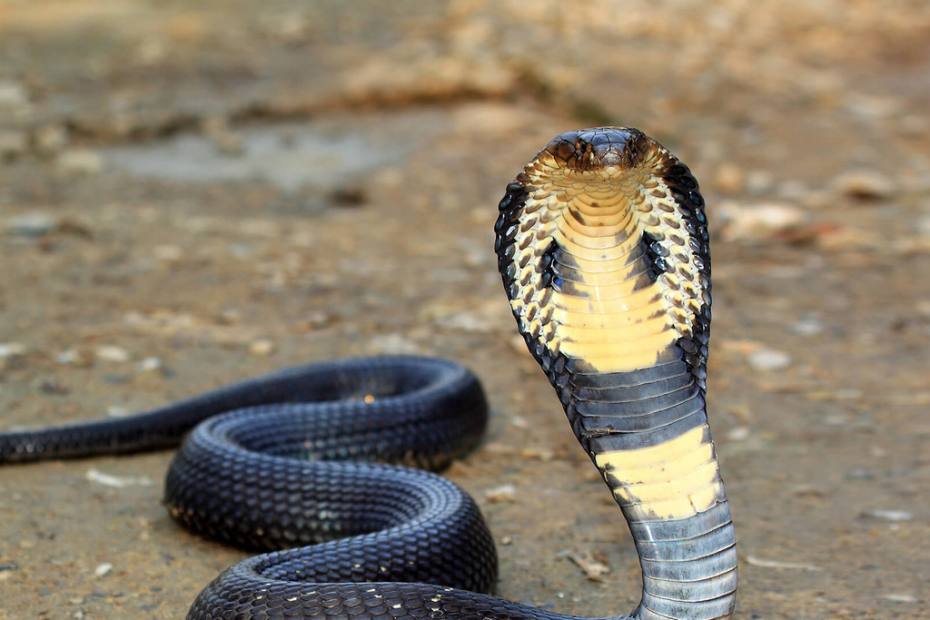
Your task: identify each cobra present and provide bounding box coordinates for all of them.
[0,127,736,619]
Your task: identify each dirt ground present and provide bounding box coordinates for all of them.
[2,1,929,618]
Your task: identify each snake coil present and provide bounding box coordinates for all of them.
[0,127,736,619]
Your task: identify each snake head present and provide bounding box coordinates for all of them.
[542,127,653,172]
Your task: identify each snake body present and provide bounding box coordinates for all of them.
[0,127,736,619]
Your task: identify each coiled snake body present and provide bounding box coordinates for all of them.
[0,128,737,619]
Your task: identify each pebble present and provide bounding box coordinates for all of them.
[0,342,26,358]
[438,311,496,333]
[58,348,94,367]
[747,348,792,371]
[249,339,276,356]
[94,563,113,578]
[713,163,744,193]
[881,594,918,604]
[832,170,895,200]
[139,356,163,372]
[484,484,516,503]
[6,212,58,238]
[726,426,750,441]
[95,345,130,363]
[791,316,823,336]
[153,245,183,262]
[56,149,103,175]
[369,333,420,355]
[0,80,28,108]
[862,509,913,522]
[745,555,821,571]
[717,201,806,242]
[85,468,154,488]
[328,185,368,208]
[106,406,129,418]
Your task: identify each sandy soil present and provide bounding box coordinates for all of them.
[2,1,929,618]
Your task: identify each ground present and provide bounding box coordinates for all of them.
[1,1,929,619]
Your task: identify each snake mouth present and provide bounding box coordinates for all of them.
[540,127,654,173]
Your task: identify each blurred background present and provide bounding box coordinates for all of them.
[1,1,929,618]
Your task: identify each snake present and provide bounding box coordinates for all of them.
[0,127,737,619]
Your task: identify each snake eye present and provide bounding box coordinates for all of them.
[554,140,575,161]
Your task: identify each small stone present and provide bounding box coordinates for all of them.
[139,357,162,372]
[745,555,821,571]
[791,316,823,336]
[95,345,130,363]
[37,378,69,395]
[86,468,153,488]
[846,467,874,480]
[58,348,94,367]
[438,311,495,333]
[106,406,129,418]
[369,333,420,355]
[0,342,26,358]
[832,170,895,200]
[0,80,28,108]
[328,185,368,208]
[484,484,516,503]
[94,563,113,577]
[56,149,103,175]
[726,426,750,441]
[249,339,275,356]
[747,348,792,371]
[881,594,918,604]
[713,163,744,194]
[153,245,183,262]
[6,212,58,238]
[862,509,913,522]
[500,536,513,546]
[717,201,806,242]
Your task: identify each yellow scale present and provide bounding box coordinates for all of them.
[512,171,703,373]
[510,157,721,521]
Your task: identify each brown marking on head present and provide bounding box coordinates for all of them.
[538,127,658,172]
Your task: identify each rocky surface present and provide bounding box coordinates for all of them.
[2,1,929,618]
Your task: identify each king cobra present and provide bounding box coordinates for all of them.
[0,127,737,619]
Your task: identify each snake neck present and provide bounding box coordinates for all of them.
[565,365,737,620]
[496,128,737,619]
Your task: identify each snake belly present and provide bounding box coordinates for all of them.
[0,127,737,620]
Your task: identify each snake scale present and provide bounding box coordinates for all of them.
[0,127,737,619]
